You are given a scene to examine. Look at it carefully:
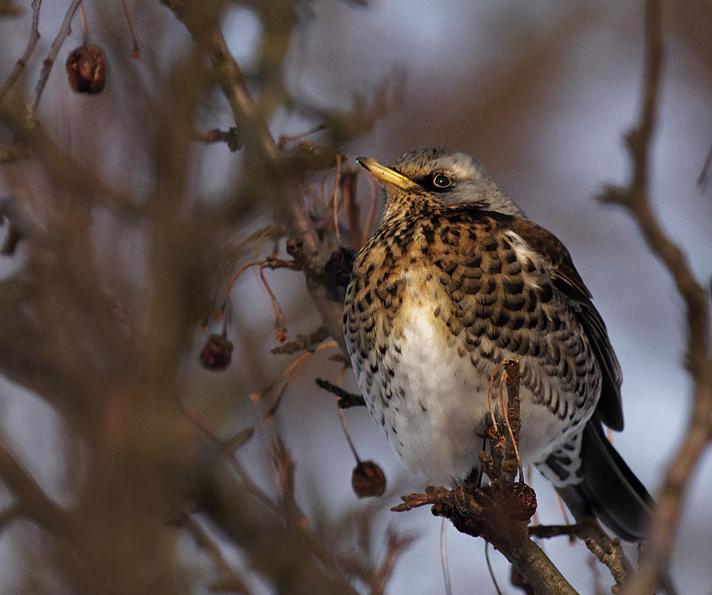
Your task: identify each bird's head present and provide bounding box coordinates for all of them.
[357,147,523,217]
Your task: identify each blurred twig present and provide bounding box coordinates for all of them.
[195,127,241,152]
[369,527,416,595]
[697,139,712,191]
[0,442,65,533]
[165,2,349,350]
[30,0,83,115]
[180,512,253,595]
[0,195,26,255]
[599,1,712,593]
[119,0,141,59]
[0,0,42,100]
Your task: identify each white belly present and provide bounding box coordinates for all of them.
[357,299,571,485]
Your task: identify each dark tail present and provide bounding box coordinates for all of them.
[555,420,652,542]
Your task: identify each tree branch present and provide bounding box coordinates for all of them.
[0,0,42,101]
[598,2,712,593]
[529,521,628,588]
[30,0,83,115]
[163,1,348,351]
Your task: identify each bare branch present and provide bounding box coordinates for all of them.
[597,2,712,592]
[30,0,83,115]
[270,327,330,355]
[165,2,349,351]
[0,0,42,100]
[529,521,628,588]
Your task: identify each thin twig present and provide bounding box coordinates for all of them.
[120,0,141,59]
[270,327,329,355]
[30,0,83,115]
[165,7,348,350]
[78,0,88,44]
[267,435,308,527]
[598,2,712,592]
[500,360,523,481]
[369,528,416,595]
[180,512,253,594]
[331,153,342,244]
[0,0,42,100]
[696,138,712,191]
[195,127,241,152]
[257,266,288,344]
[277,123,326,148]
[0,442,65,533]
[337,408,360,463]
[257,341,337,417]
[529,521,627,588]
[315,377,366,409]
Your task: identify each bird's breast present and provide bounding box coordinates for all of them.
[343,216,600,483]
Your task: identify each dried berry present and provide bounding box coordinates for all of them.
[351,460,386,498]
[200,334,234,371]
[66,44,108,95]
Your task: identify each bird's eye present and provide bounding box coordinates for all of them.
[431,173,453,189]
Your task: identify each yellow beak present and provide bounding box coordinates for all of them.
[356,157,417,190]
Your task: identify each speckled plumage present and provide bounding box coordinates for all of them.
[344,147,651,541]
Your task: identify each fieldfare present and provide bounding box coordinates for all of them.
[343,147,651,541]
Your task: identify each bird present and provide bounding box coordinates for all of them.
[342,146,652,541]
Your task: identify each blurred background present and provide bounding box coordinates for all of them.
[0,1,711,593]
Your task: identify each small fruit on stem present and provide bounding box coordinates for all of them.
[66,44,108,94]
[351,460,386,498]
[200,334,234,371]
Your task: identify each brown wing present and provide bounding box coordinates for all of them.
[510,219,624,431]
